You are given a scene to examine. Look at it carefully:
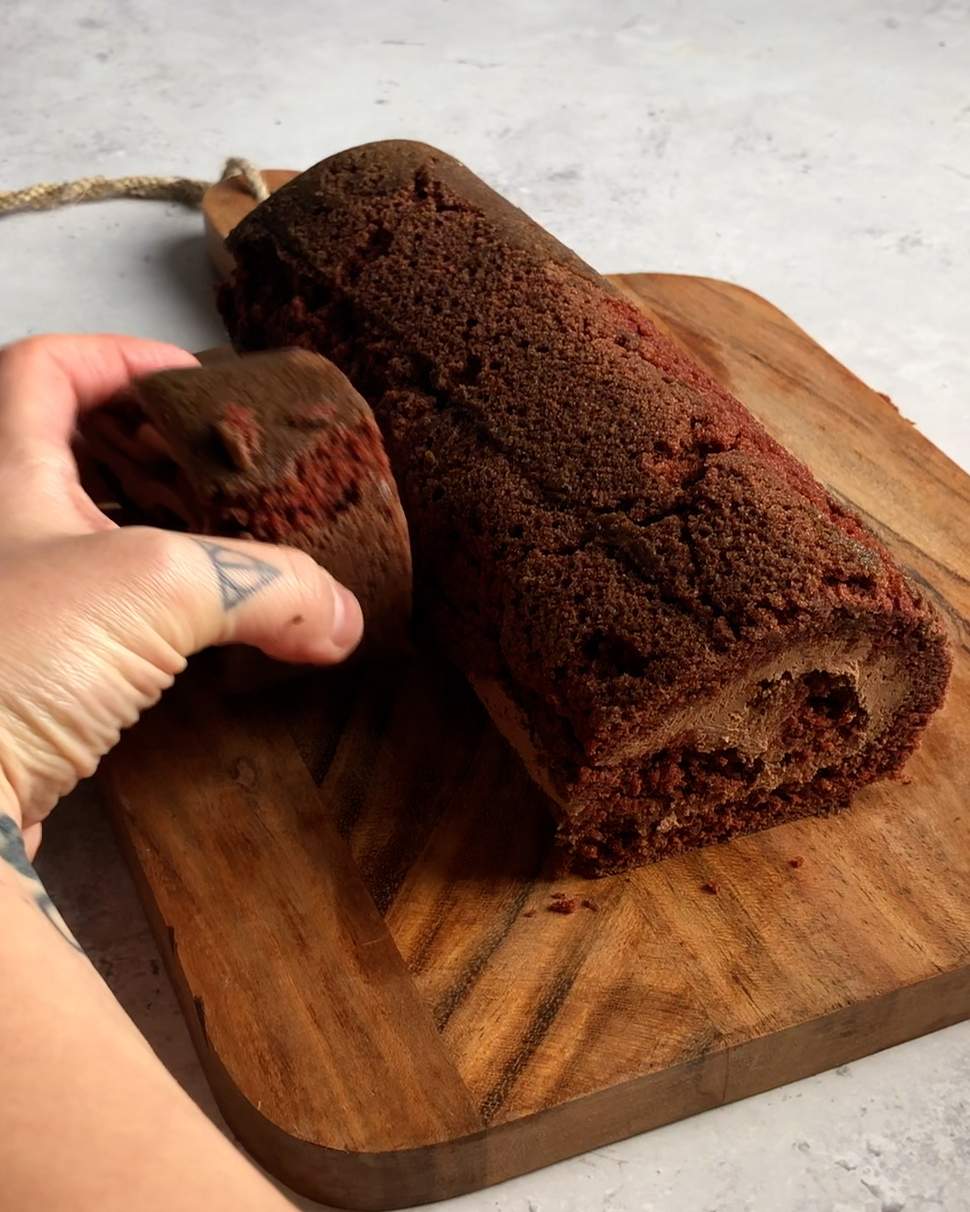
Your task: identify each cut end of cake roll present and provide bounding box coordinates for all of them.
[218,139,951,873]
[467,442,952,874]
[474,610,949,875]
[81,348,412,655]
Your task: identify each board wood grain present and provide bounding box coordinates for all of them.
[100,176,970,1209]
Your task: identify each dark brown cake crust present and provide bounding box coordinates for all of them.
[219,140,950,873]
[83,349,412,653]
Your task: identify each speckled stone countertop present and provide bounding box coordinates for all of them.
[2,2,969,1209]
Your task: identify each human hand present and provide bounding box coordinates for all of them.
[0,334,363,856]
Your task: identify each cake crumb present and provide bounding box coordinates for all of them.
[700,881,719,895]
[548,897,578,915]
[550,891,568,900]
[581,898,599,912]
[788,856,804,869]
[213,403,263,472]
[284,402,336,429]
[232,757,257,790]
[523,909,536,918]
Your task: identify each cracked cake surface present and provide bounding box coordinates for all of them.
[218,140,950,873]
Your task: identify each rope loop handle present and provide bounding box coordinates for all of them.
[0,157,267,217]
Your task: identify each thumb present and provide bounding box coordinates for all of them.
[117,527,364,665]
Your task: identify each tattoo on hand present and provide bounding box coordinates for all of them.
[190,539,281,611]
[0,815,82,951]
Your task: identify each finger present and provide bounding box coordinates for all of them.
[112,527,364,666]
[22,822,42,863]
[0,333,198,451]
[0,334,197,536]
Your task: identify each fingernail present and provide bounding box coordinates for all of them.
[330,580,363,651]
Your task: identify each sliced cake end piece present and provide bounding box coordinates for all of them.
[82,348,412,655]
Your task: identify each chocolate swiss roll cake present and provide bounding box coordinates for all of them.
[83,349,412,652]
[219,140,950,874]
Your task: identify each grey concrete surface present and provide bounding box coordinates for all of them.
[3,2,968,1208]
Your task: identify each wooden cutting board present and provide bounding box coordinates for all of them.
[101,176,970,1211]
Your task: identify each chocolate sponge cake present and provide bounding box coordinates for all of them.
[83,349,411,652]
[219,140,950,874]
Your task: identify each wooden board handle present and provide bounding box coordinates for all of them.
[203,168,299,279]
